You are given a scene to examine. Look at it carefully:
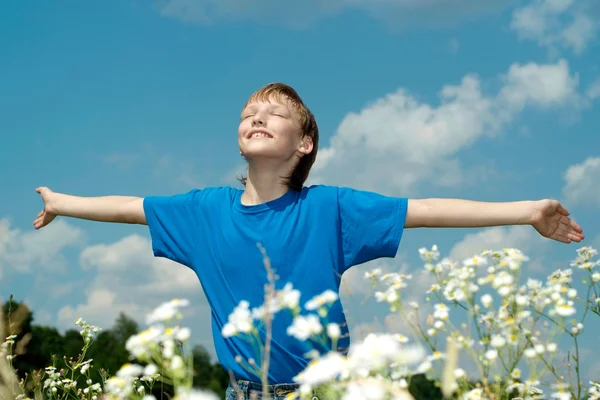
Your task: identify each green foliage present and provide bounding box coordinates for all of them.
[408,373,443,400]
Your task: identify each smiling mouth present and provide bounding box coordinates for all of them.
[247,130,273,139]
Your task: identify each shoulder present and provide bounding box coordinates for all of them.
[145,186,240,207]
[189,186,241,207]
[300,185,397,201]
[298,184,340,203]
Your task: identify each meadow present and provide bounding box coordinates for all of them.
[2,244,600,400]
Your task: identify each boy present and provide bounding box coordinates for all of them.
[33,83,584,399]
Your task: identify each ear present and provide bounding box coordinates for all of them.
[298,136,314,156]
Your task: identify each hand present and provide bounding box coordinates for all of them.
[531,199,584,244]
[33,187,58,230]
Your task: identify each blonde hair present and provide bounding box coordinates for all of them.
[239,82,319,191]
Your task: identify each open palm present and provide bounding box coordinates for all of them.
[33,187,57,229]
[531,199,584,244]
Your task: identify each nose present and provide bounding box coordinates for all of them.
[251,112,265,126]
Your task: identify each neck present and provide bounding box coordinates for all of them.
[241,162,294,205]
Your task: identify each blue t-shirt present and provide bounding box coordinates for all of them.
[143,184,408,384]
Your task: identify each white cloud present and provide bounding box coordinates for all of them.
[156,0,514,29]
[58,234,214,353]
[562,156,600,207]
[587,77,600,100]
[497,59,579,110]
[509,0,600,55]
[310,59,580,196]
[0,218,84,274]
[79,234,202,294]
[58,289,141,330]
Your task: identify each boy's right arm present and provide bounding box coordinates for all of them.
[33,187,147,229]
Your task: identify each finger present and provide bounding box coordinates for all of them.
[560,216,583,232]
[569,231,585,240]
[568,233,583,243]
[557,204,570,216]
[554,226,579,243]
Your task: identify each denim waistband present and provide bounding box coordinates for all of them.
[235,379,300,395]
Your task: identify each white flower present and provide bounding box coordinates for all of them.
[144,363,158,376]
[222,301,254,337]
[293,352,348,387]
[80,361,91,374]
[433,304,449,320]
[105,376,135,398]
[125,327,163,359]
[348,333,424,375]
[327,323,341,339]
[279,283,301,310]
[463,388,483,400]
[419,245,440,262]
[555,301,576,317]
[343,377,387,400]
[162,339,175,358]
[171,355,185,371]
[375,287,399,304]
[146,298,189,325]
[365,268,382,279]
[524,348,537,358]
[481,294,493,309]
[464,255,487,267]
[490,335,506,348]
[534,344,545,354]
[305,290,338,311]
[287,315,323,341]
[515,294,529,306]
[485,349,498,361]
[176,327,191,342]
[173,389,220,400]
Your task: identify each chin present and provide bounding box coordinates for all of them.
[243,150,282,160]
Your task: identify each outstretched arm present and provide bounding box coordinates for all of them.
[405,198,584,244]
[33,187,147,229]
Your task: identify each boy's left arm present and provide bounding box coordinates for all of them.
[405,198,585,244]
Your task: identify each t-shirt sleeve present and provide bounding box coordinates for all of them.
[337,187,408,271]
[143,188,204,268]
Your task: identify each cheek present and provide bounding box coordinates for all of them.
[237,122,247,137]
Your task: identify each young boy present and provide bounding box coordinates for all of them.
[33,83,584,399]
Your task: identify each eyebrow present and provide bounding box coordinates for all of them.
[243,103,289,114]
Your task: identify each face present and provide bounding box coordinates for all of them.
[238,97,313,163]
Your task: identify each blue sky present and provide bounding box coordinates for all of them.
[1,0,600,384]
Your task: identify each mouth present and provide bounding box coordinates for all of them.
[246,129,274,139]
